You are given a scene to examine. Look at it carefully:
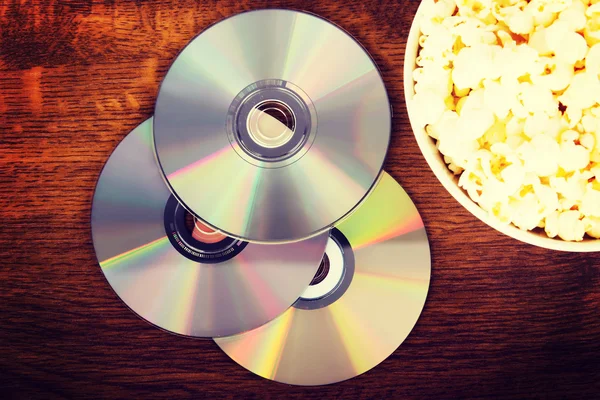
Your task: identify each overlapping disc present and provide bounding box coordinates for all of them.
[215,172,430,385]
[91,119,329,337]
[154,9,391,243]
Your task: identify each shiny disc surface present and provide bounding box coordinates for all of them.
[91,119,328,337]
[154,9,391,243]
[215,172,430,385]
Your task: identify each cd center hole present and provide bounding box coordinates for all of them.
[247,100,295,148]
[184,212,226,244]
[310,253,330,286]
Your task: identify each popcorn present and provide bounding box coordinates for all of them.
[457,0,494,20]
[457,102,496,141]
[517,134,561,176]
[529,29,555,56]
[591,165,600,180]
[417,24,457,67]
[580,185,600,216]
[584,2,600,45]
[545,211,560,237]
[545,20,589,64]
[514,82,556,118]
[481,119,509,145]
[584,216,600,238]
[491,201,513,224]
[559,72,600,110]
[557,210,586,241]
[427,110,460,140]
[558,141,591,171]
[501,163,527,193]
[531,57,574,92]
[414,65,454,98]
[561,129,580,142]
[453,44,501,90]
[557,31,589,64]
[416,0,600,241]
[420,0,459,35]
[412,90,446,126]
[458,162,487,200]
[509,192,544,230]
[484,80,515,119]
[436,111,482,168]
[549,171,588,200]
[497,45,541,80]
[534,182,560,215]
[525,0,559,26]
[586,43,600,74]
[538,0,573,14]
[433,0,459,19]
[453,17,499,46]
[524,112,553,138]
[558,0,587,31]
[581,115,599,133]
[506,9,536,34]
[580,133,596,150]
[505,114,526,135]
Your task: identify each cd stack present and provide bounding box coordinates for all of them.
[92,9,430,385]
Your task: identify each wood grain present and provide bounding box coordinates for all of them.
[1,0,599,398]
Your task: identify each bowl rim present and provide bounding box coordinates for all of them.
[402,0,600,252]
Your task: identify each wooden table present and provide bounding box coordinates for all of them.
[1,0,599,398]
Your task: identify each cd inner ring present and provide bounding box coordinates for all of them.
[227,79,317,169]
[246,99,296,149]
[295,228,355,310]
[163,195,248,264]
[192,217,227,244]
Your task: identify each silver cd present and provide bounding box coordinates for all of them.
[154,9,391,243]
[91,119,328,337]
[215,172,430,385]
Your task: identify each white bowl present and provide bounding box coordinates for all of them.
[403,0,600,252]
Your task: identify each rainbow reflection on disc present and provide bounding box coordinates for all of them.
[214,171,431,385]
[153,9,391,243]
[91,119,328,338]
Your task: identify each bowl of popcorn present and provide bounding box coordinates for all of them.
[404,0,600,251]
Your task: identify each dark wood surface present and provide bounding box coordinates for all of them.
[1,0,599,398]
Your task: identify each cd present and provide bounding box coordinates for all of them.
[214,172,430,385]
[91,119,329,337]
[153,9,391,243]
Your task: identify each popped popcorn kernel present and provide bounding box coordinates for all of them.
[557,210,586,241]
[584,216,600,237]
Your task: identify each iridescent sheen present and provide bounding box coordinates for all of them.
[215,172,431,385]
[91,119,328,337]
[154,9,391,243]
